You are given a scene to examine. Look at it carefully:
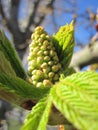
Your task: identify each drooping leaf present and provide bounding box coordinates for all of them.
[52,22,75,69]
[0,31,26,79]
[0,72,50,102]
[21,96,52,130]
[51,71,98,130]
[0,51,16,76]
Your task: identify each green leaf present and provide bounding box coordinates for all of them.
[0,31,26,79]
[0,72,50,101]
[0,51,16,76]
[0,82,27,106]
[60,67,76,80]
[21,96,52,130]
[52,22,74,69]
[51,71,98,130]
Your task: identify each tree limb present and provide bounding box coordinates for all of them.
[25,0,41,33]
[0,0,6,20]
[7,0,23,39]
[70,41,98,69]
[25,0,56,35]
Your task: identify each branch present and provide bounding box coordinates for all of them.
[0,0,21,36]
[70,41,98,69]
[26,0,56,34]
[0,0,6,20]
[7,0,22,36]
[25,0,41,33]
[6,0,28,58]
[46,0,55,7]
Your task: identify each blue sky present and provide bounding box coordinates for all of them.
[42,0,97,49]
[77,0,98,13]
[76,0,98,42]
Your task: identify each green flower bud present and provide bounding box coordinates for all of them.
[45,35,50,40]
[37,50,43,56]
[43,40,49,46]
[36,70,44,76]
[41,63,47,69]
[28,66,33,73]
[34,26,44,35]
[32,80,37,85]
[36,82,43,87]
[32,69,37,75]
[48,61,53,66]
[43,67,51,73]
[54,74,59,81]
[43,79,52,87]
[44,51,48,55]
[31,34,34,40]
[48,72,55,78]
[40,33,46,39]
[44,56,50,62]
[33,47,39,53]
[31,75,37,80]
[28,26,62,87]
[52,65,59,72]
[38,38,44,43]
[40,45,47,50]
[37,56,43,64]
[50,50,56,57]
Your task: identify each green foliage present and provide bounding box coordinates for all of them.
[0,31,26,79]
[21,96,52,130]
[51,71,98,130]
[0,72,50,101]
[52,22,74,69]
[0,82,27,106]
[0,51,16,76]
[0,22,98,130]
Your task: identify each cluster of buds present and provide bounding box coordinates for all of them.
[28,26,62,87]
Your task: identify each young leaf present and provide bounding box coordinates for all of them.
[0,72,50,101]
[0,82,27,107]
[0,31,26,79]
[52,22,74,69]
[0,51,16,76]
[21,96,52,130]
[51,71,98,130]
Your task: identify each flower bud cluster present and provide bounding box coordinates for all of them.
[28,26,61,87]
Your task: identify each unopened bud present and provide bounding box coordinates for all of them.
[48,72,55,78]
[36,82,43,87]
[52,65,59,72]
[28,26,62,87]
[43,79,52,87]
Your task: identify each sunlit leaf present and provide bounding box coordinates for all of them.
[0,72,50,101]
[22,96,52,130]
[52,22,74,69]
[51,71,98,130]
